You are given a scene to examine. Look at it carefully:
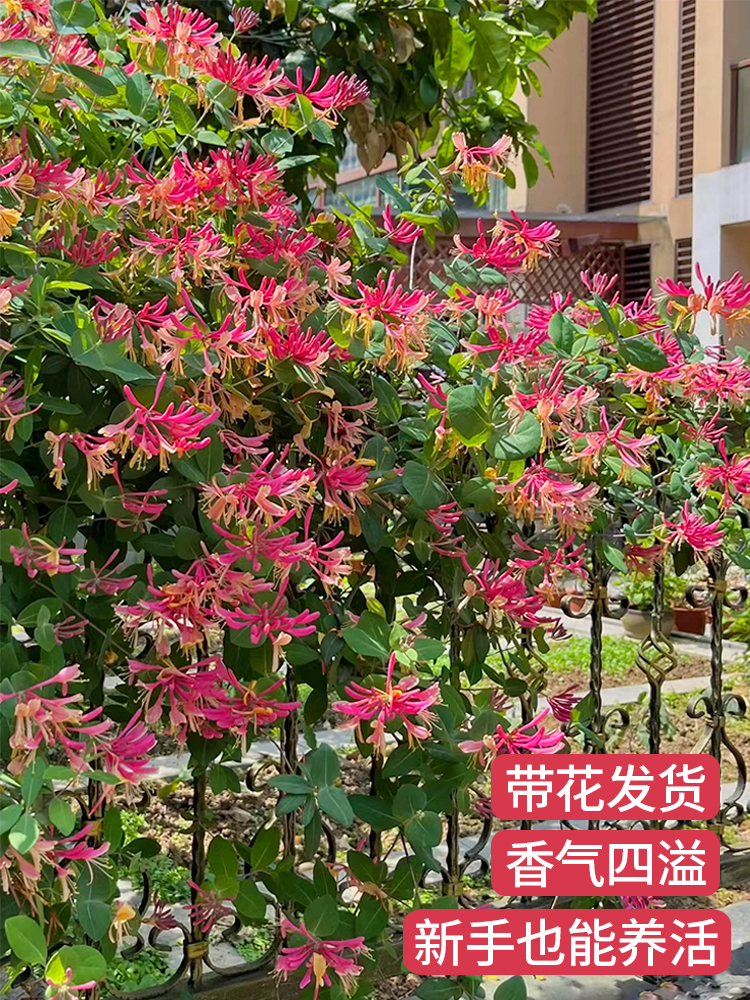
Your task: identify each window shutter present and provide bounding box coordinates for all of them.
[587,0,655,211]
[674,237,693,286]
[677,0,696,195]
[623,245,652,302]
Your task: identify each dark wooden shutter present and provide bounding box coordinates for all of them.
[677,0,696,195]
[674,237,693,286]
[623,245,652,302]
[587,0,655,211]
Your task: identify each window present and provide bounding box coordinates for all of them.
[731,62,750,164]
[676,0,696,195]
[587,0,655,211]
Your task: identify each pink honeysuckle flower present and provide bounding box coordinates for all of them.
[696,439,750,509]
[271,67,369,116]
[219,592,319,668]
[443,286,520,326]
[497,462,599,535]
[322,400,375,459]
[547,686,581,724]
[99,372,217,471]
[0,478,17,494]
[624,542,664,575]
[44,967,98,1000]
[130,223,230,289]
[504,360,598,451]
[680,413,726,447]
[460,560,550,630]
[130,3,220,61]
[99,711,157,788]
[462,324,551,370]
[145,893,179,931]
[568,406,657,480]
[10,523,85,578]
[382,205,422,246]
[581,269,619,300]
[199,49,282,98]
[475,796,493,820]
[129,656,229,743]
[186,880,235,933]
[443,132,511,194]
[527,292,573,336]
[332,652,440,756]
[44,430,113,489]
[78,550,137,597]
[458,709,565,769]
[53,616,87,645]
[202,672,300,742]
[275,916,370,1000]
[201,449,315,525]
[2,667,111,774]
[510,534,588,602]
[659,263,750,338]
[499,212,559,269]
[321,456,372,523]
[453,221,528,273]
[265,323,335,377]
[620,895,665,910]
[662,501,724,553]
[0,371,42,441]
[684,357,750,408]
[232,5,260,32]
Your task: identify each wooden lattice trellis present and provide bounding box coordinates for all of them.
[413,233,627,304]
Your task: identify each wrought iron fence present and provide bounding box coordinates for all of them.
[72,523,747,1000]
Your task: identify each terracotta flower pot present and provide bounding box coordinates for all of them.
[621,609,675,641]
[674,606,707,635]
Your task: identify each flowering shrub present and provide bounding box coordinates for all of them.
[1,3,750,1000]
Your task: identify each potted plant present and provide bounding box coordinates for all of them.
[620,572,686,640]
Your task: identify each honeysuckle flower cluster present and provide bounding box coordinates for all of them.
[2,2,750,993]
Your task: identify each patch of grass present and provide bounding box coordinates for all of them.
[103,950,172,994]
[540,635,638,681]
[234,926,275,963]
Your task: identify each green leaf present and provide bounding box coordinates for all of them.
[602,540,627,573]
[393,785,426,823]
[235,879,267,922]
[355,894,387,939]
[72,340,155,384]
[389,855,423,900]
[329,2,357,21]
[207,836,238,878]
[404,810,442,848]
[250,827,280,870]
[46,945,106,986]
[169,92,197,135]
[447,385,489,447]
[417,978,462,1000]
[0,39,51,63]
[5,915,47,966]
[521,148,539,188]
[0,803,22,833]
[434,21,474,89]
[49,797,76,836]
[304,895,339,937]
[343,610,390,659]
[126,73,155,117]
[51,0,96,30]
[493,977,527,1000]
[308,744,340,788]
[402,461,450,510]
[9,814,39,854]
[472,14,510,87]
[268,774,314,795]
[618,336,669,372]
[318,786,353,826]
[412,638,445,661]
[59,64,117,97]
[592,294,619,336]
[373,375,402,424]
[493,412,542,461]
[349,795,396,830]
[262,129,294,157]
[0,459,33,488]
[548,312,577,353]
[77,867,114,942]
